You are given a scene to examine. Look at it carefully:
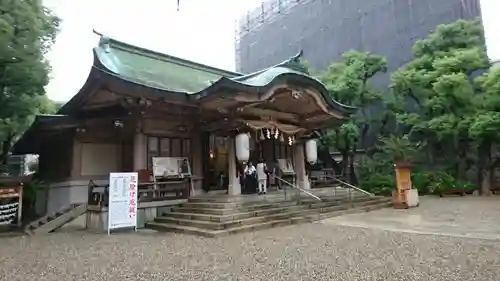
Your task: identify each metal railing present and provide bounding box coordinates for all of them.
[322,175,374,197]
[274,176,321,201]
[274,175,321,221]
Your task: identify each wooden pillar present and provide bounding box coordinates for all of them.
[70,140,82,177]
[133,132,147,171]
[227,136,241,196]
[191,132,203,192]
[294,143,310,190]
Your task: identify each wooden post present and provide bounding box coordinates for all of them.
[392,162,412,209]
[17,184,23,227]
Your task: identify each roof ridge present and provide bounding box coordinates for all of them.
[232,50,307,81]
[94,30,242,78]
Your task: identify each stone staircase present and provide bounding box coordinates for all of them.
[145,188,391,237]
[24,204,87,235]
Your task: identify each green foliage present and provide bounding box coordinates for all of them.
[376,135,421,163]
[411,170,474,195]
[320,20,494,194]
[381,19,489,188]
[360,173,394,196]
[426,171,474,194]
[23,179,47,207]
[0,0,60,164]
[322,50,387,107]
[469,68,500,142]
[319,51,388,180]
[391,20,488,142]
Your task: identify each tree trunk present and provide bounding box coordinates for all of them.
[478,140,492,195]
[0,132,13,166]
[456,142,468,181]
[341,151,349,182]
[481,169,492,196]
[348,151,358,185]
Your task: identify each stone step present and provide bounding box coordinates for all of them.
[155,198,390,230]
[185,188,357,204]
[187,195,293,204]
[173,201,304,215]
[179,200,298,212]
[166,196,386,222]
[167,203,310,221]
[155,204,347,230]
[314,201,392,220]
[146,200,392,237]
[146,218,292,237]
[182,193,371,212]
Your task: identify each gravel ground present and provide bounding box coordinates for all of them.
[1,222,500,281]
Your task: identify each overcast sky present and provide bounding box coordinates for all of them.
[43,0,499,102]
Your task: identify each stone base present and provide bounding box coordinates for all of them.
[86,200,186,233]
[146,190,392,237]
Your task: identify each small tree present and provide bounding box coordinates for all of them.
[468,68,500,194]
[320,50,387,183]
[0,0,60,164]
[391,19,489,179]
[376,135,418,164]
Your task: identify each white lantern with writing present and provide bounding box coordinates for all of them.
[305,139,318,164]
[235,133,250,162]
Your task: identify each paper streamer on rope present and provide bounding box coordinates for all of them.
[0,219,14,225]
[0,202,18,209]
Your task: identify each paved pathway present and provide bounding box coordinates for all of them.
[1,197,500,280]
[323,196,500,240]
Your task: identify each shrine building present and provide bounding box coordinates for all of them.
[12,33,355,216]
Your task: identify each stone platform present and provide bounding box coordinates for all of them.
[146,187,391,237]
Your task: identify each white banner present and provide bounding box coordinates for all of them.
[108,172,138,234]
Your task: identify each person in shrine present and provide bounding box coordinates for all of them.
[268,158,280,190]
[180,159,190,176]
[256,159,268,195]
[243,161,257,194]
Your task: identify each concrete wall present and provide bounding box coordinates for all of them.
[45,179,108,214]
[80,143,122,176]
[236,0,482,82]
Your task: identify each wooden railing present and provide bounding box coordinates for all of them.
[87,177,191,208]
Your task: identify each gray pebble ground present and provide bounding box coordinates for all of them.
[2,197,500,281]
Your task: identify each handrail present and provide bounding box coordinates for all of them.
[322,175,374,197]
[274,176,321,201]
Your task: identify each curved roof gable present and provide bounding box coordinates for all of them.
[64,33,355,116]
[94,33,241,94]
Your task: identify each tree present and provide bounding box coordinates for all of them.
[0,0,60,164]
[391,19,489,180]
[319,50,387,183]
[469,68,500,194]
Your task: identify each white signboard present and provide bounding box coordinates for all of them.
[152,157,192,177]
[108,172,138,234]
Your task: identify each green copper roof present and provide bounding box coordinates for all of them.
[231,51,315,86]
[93,33,355,114]
[94,35,241,93]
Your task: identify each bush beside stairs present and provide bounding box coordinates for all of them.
[145,188,391,237]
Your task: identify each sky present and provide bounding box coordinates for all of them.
[43,0,499,102]
[42,0,262,101]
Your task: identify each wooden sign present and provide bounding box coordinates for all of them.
[0,185,23,228]
[0,187,21,199]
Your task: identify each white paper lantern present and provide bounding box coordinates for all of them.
[235,133,250,162]
[305,139,318,164]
